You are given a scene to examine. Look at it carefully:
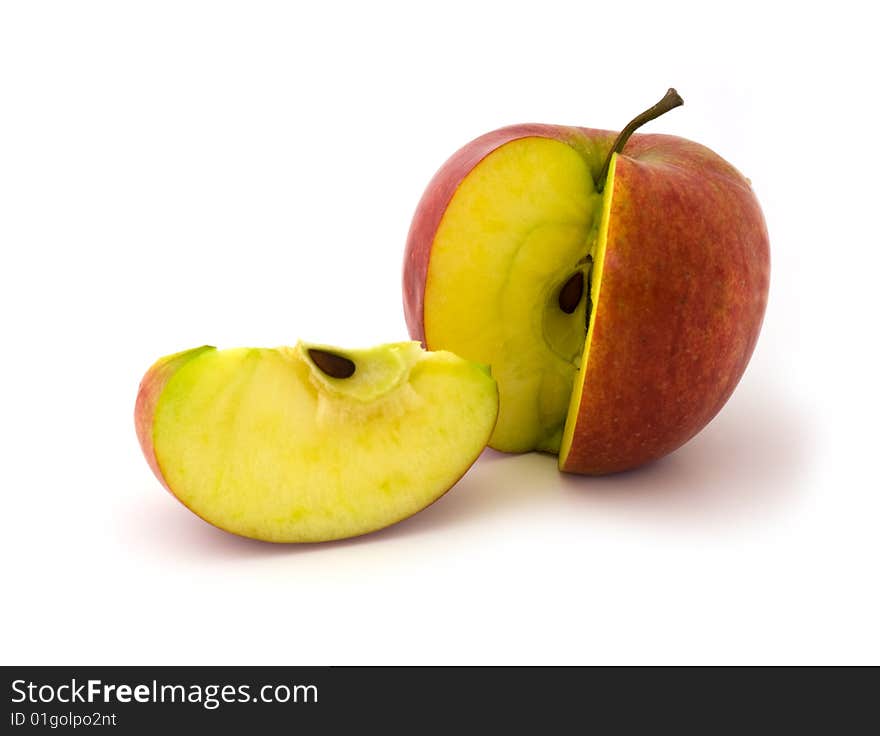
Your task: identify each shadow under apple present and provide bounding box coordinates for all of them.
[391,385,813,534]
[126,386,812,557]
[554,387,813,525]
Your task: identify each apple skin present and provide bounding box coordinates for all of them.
[134,345,214,495]
[404,125,769,474]
[562,134,769,473]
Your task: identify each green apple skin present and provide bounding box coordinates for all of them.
[403,125,770,474]
[135,345,213,496]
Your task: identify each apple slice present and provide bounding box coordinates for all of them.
[135,341,498,542]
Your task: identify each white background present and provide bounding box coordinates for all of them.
[1,1,877,665]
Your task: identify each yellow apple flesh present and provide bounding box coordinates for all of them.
[407,131,611,453]
[135,341,498,541]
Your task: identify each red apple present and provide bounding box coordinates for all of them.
[403,90,770,473]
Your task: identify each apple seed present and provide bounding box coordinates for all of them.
[308,348,356,379]
[558,271,584,314]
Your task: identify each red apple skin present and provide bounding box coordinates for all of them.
[403,126,770,474]
[562,135,769,473]
[134,345,214,493]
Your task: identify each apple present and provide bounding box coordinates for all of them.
[403,90,770,473]
[135,341,498,541]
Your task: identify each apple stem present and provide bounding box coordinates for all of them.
[596,88,683,192]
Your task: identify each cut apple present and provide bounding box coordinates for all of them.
[404,90,770,473]
[418,134,609,453]
[135,341,498,542]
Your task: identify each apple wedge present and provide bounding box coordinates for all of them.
[135,341,498,542]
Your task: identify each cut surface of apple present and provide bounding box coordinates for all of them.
[135,341,498,542]
[420,133,611,453]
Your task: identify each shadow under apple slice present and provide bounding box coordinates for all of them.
[125,385,813,557]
